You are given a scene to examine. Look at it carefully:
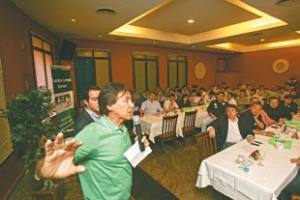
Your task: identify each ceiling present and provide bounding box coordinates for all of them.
[11,0,300,53]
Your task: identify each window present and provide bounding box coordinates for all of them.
[0,56,13,164]
[75,49,111,100]
[132,53,159,93]
[167,55,187,88]
[30,34,54,90]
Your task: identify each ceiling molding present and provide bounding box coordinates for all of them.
[110,0,287,51]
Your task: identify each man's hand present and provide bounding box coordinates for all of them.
[141,136,150,148]
[290,157,300,166]
[36,132,85,179]
[208,127,216,138]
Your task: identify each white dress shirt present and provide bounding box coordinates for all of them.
[163,100,179,111]
[140,100,162,115]
[226,117,242,143]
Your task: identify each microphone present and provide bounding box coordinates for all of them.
[132,115,145,151]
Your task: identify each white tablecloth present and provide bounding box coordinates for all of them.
[195,135,300,200]
[140,106,208,143]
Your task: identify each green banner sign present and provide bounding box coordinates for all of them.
[51,65,75,133]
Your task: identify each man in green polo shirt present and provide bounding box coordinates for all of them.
[36,83,148,200]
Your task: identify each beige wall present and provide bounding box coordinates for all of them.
[227,46,300,89]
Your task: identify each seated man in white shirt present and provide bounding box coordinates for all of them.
[140,92,162,115]
[163,94,179,112]
[208,104,254,150]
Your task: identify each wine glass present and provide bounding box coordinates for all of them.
[257,150,265,167]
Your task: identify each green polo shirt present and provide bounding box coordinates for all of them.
[75,116,132,200]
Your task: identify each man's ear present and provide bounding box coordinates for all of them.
[83,100,88,107]
[106,104,113,112]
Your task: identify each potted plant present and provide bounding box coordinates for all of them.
[7,88,63,198]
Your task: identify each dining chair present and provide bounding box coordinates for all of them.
[194,132,217,159]
[182,110,197,136]
[157,114,178,151]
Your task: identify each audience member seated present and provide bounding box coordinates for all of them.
[203,91,216,104]
[207,104,254,150]
[190,89,201,107]
[240,102,265,134]
[237,89,250,111]
[163,94,179,112]
[281,95,298,120]
[140,92,162,116]
[227,92,237,106]
[75,86,101,134]
[278,156,300,200]
[178,93,191,108]
[263,96,286,123]
[250,88,263,103]
[257,84,269,101]
[201,92,228,132]
[155,89,167,107]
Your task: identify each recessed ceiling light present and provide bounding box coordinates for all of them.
[96,7,117,15]
[187,19,195,24]
[260,38,265,42]
[276,0,300,7]
[71,18,76,22]
[98,34,102,38]
[296,30,300,34]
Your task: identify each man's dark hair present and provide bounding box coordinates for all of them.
[83,86,101,101]
[283,94,292,99]
[99,83,127,116]
[225,104,237,110]
[250,101,262,107]
[269,96,279,102]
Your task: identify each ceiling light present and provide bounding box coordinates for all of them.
[260,38,265,42]
[96,7,117,15]
[276,0,300,7]
[98,34,102,38]
[296,30,300,34]
[187,19,195,24]
[71,18,76,22]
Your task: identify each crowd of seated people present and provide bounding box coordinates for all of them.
[129,82,299,139]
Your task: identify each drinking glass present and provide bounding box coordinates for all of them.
[257,150,265,167]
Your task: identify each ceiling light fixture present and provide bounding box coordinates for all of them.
[260,38,265,42]
[98,34,102,38]
[71,18,76,22]
[276,0,300,7]
[187,19,195,24]
[96,7,117,15]
[296,30,300,34]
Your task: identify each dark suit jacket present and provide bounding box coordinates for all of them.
[75,109,94,134]
[210,114,253,150]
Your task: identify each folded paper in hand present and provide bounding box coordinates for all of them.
[124,142,152,167]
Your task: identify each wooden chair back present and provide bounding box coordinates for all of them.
[182,110,197,136]
[194,132,217,158]
[159,114,178,141]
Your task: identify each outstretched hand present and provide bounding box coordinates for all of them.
[36,132,85,179]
